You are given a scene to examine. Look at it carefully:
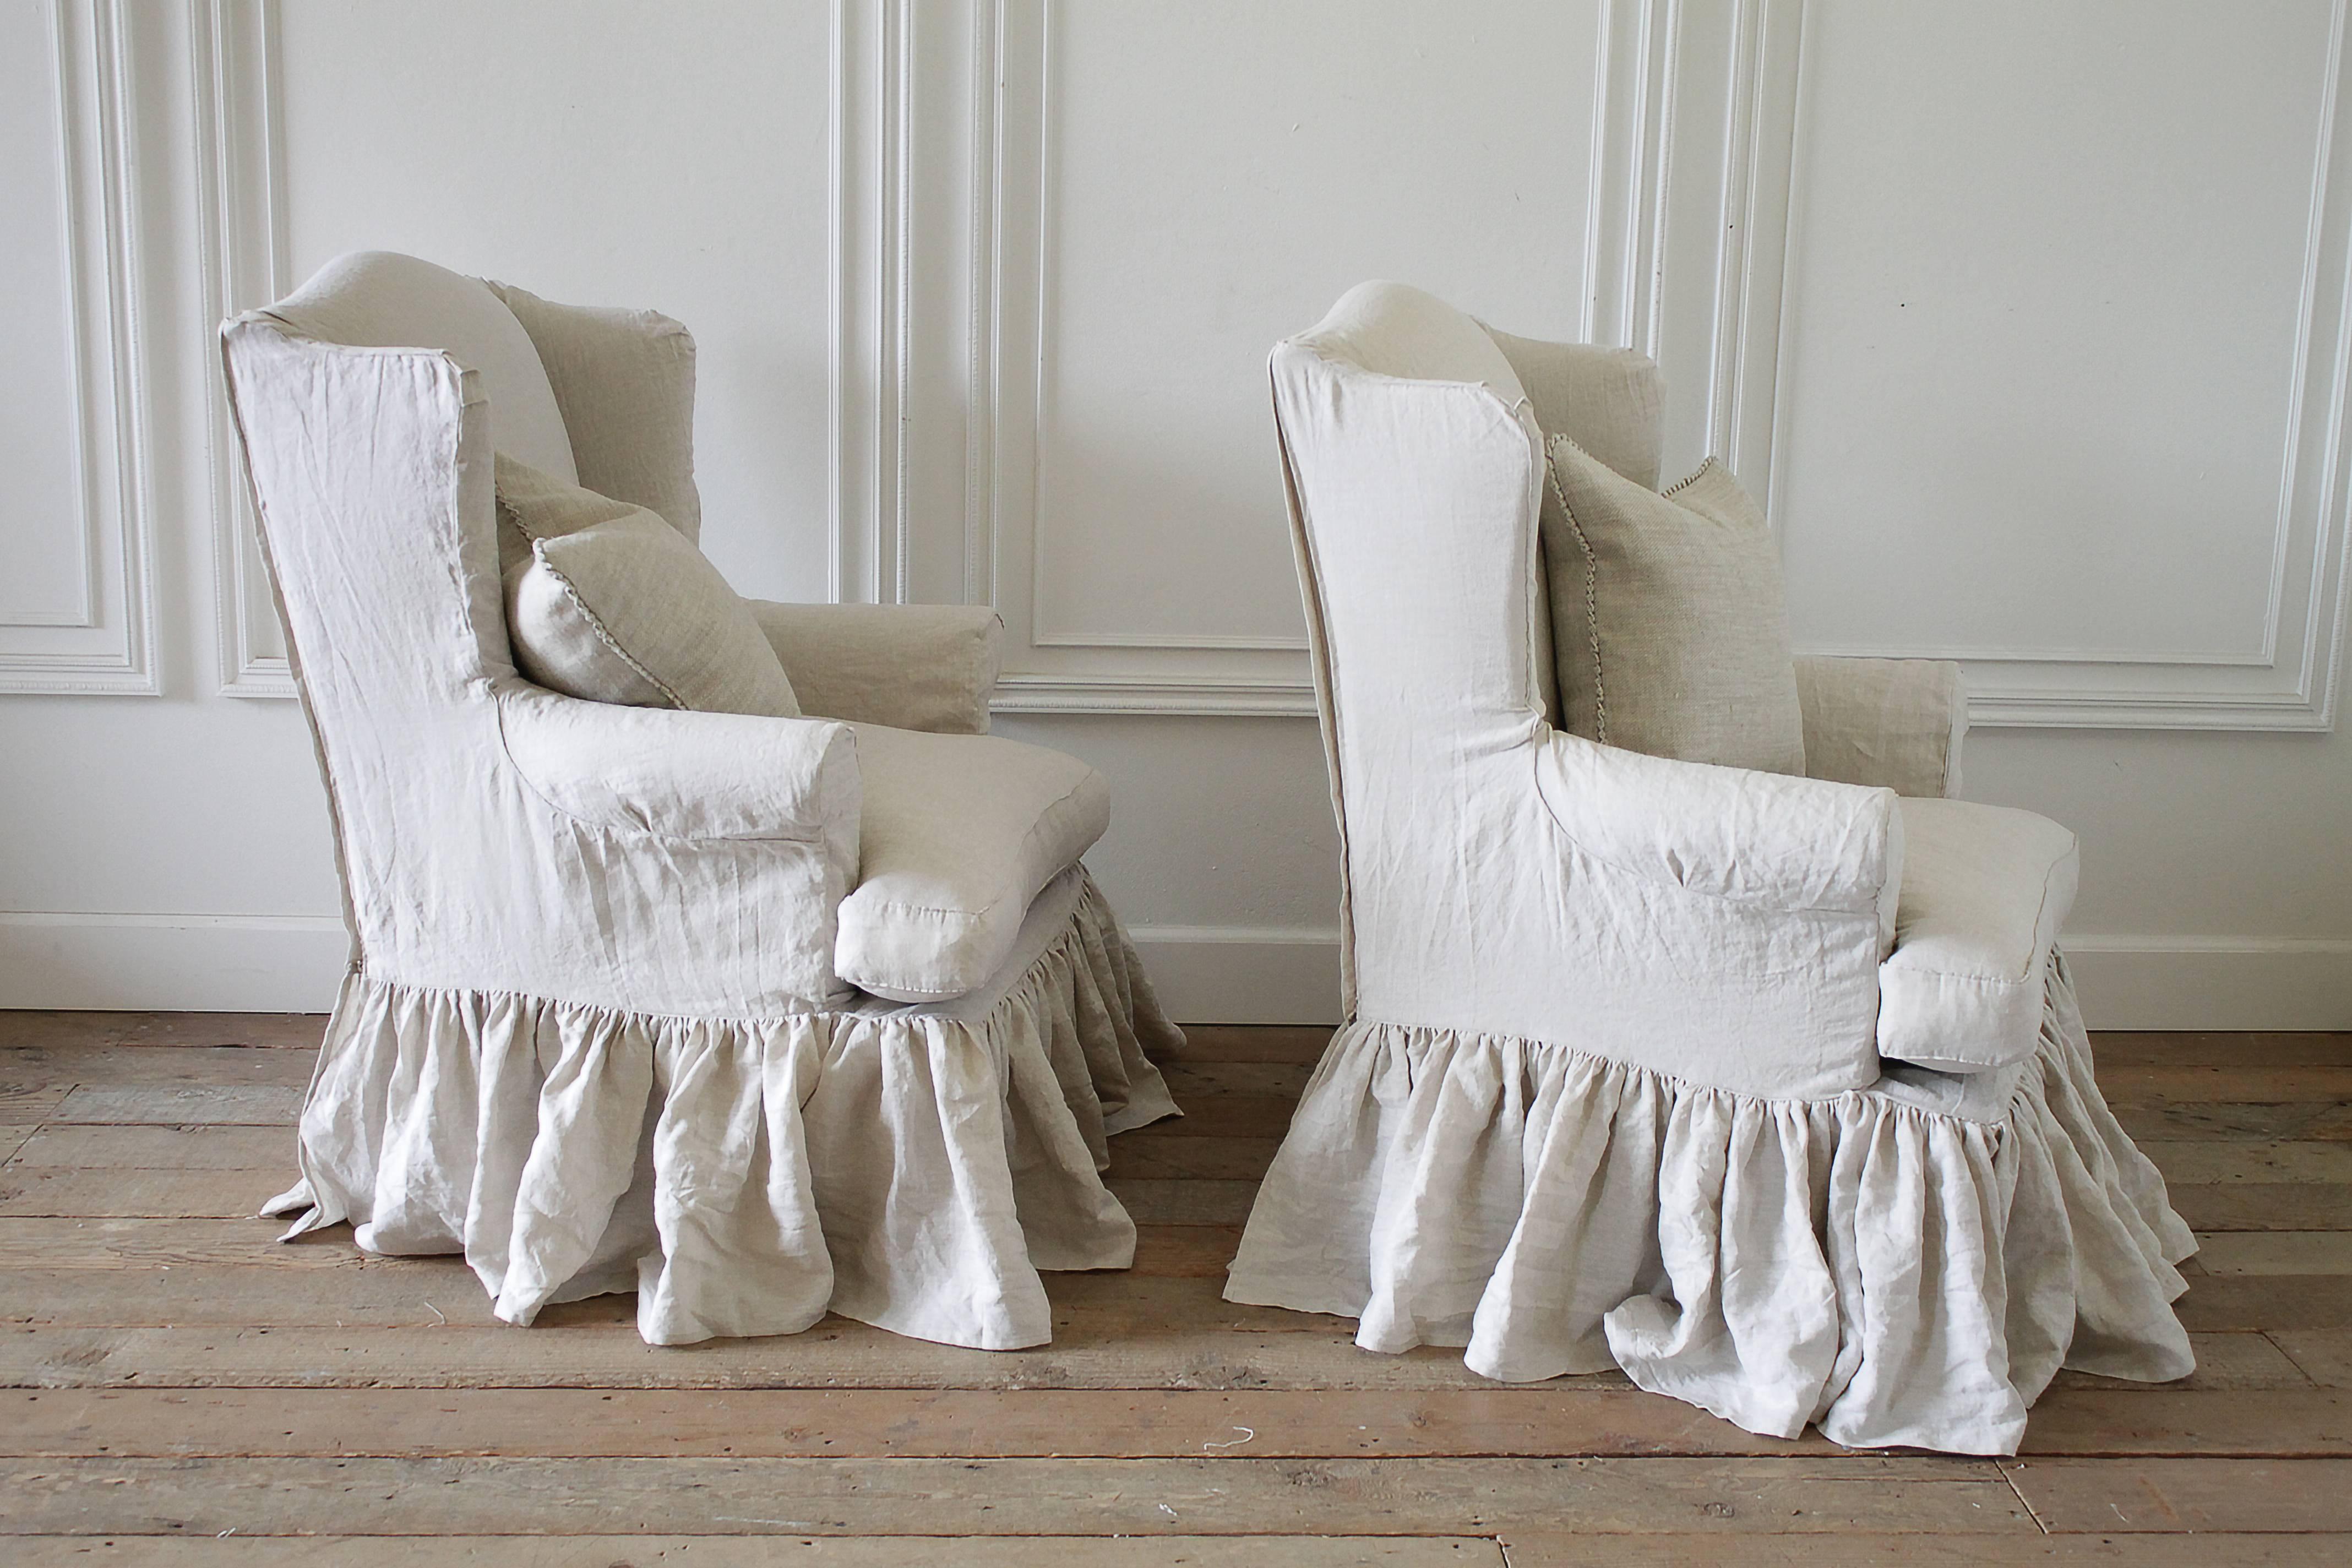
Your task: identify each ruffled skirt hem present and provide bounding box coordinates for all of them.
[264,867,1184,1350]
[1224,952,2194,1454]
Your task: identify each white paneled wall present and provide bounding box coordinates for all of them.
[0,0,2346,1026]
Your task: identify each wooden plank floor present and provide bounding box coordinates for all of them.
[1,1017,2349,1564]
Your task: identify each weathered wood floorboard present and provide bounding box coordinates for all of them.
[1496,1536,2352,1565]
[0,1014,2344,1552]
[8,1385,2348,1461]
[0,1455,2035,1537]
[0,1216,1241,1279]
[2000,1456,2352,1532]
[0,1539,1504,1567]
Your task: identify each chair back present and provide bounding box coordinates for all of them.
[1269,281,1665,1018]
[218,253,696,995]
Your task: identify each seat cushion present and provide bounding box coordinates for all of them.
[836,724,1111,1003]
[495,456,800,718]
[1542,444,1807,775]
[263,251,578,482]
[1879,798,2079,1072]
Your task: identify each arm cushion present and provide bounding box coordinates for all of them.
[496,684,858,857]
[1878,797,2079,1073]
[1795,656,1967,799]
[747,601,1003,734]
[835,724,1109,1003]
[1537,730,1904,951]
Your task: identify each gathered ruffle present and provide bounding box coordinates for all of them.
[264,868,1183,1349]
[1224,951,2193,1454]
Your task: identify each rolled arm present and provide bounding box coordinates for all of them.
[1537,731,1903,949]
[496,684,859,860]
[1795,656,1966,799]
[748,601,1003,734]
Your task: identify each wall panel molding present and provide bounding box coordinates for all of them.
[0,0,160,695]
[978,0,1315,710]
[827,0,908,607]
[847,0,2352,728]
[192,0,295,699]
[1635,0,2352,731]
[977,0,1629,714]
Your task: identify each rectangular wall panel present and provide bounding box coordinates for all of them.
[0,0,156,694]
[1758,0,2351,727]
[0,0,89,629]
[983,0,1608,710]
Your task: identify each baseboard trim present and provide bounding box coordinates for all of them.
[2061,937,2352,1031]
[0,912,349,1012]
[1116,925,1345,1026]
[2,915,2342,1031]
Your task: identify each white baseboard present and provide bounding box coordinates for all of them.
[2,914,2343,1032]
[0,912,348,1012]
[2061,937,2352,1031]
[1126,925,1344,1025]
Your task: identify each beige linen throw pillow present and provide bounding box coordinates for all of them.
[494,455,801,718]
[1540,439,1805,775]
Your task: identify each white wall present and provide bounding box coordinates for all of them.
[2,0,2346,1028]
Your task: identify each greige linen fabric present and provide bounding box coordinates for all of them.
[223,252,1181,1350]
[496,456,801,718]
[1237,279,2195,1453]
[1795,654,1968,798]
[1881,798,2081,1072]
[1228,956,2191,1453]
[840,723,1112,1003]
[1483,329,1668,729]
[263,251,578,483]
[1487,328,1667,489]
[1542,444,1806,775]
[751,600,1004,735]
[488,280,701,543]
[266,868,1182,1348]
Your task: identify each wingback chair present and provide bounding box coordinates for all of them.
[1227,282,2196,1454]
[222,252,1180,1350]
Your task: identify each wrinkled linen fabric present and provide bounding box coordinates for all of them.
[1250,279,2197,1454]
[496,456,803,719]
[1226,955,2192,1455]
[487,280,700,541]
[838,723,1112,1003]
[268,251,578,482]
[750,601,1005,736]
[266,868,1183,1349]
[1881,798,2081,1073]
[1795,655,1967,799]
[1540,444,1807,776]
[225,254,1185,1353]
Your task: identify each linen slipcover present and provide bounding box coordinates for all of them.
[1881,798,2081,1074]
[1232,280,2196,1453]
[224,252,1182,1348]
[838,723,1113,1003]
[752,601,1005,736]
[496,455,803,718]
[1540,443,1807,775]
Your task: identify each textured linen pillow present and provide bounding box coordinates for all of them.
[1540,438,1805,775]
[494,455,801,718]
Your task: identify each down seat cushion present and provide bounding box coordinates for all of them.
[1880,797,2079,1072]
[837,724,1111,1003]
